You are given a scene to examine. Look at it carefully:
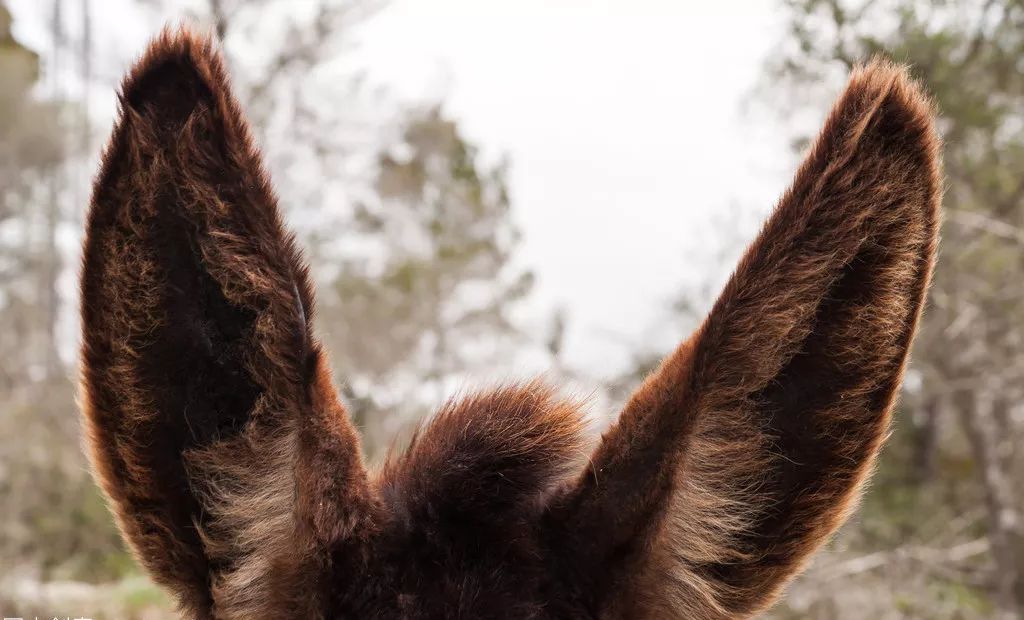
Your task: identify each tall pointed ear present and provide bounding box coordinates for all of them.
[546,59,941,618]
[80,28,375,618]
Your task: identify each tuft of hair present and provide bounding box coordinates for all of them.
[378,381,589,532]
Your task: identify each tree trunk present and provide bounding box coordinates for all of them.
[911,395,940,485]
[956,389,1022,617]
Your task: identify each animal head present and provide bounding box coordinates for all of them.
[80,28,941,620]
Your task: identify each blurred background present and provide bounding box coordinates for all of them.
[1,0,1022,617]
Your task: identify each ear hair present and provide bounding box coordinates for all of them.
[80,27,376,617]
[547,58,941,618]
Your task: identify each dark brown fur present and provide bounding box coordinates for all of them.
[80,28,941,619]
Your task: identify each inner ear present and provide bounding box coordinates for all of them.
[748,247,884,541]
[143,200,262,447]
[719,215,926,581]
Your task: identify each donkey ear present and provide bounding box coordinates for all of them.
[546,59,941,618]
[80,29,374,617]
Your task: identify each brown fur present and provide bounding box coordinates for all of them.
[80,28,941,619]
[79,28,377,619]
[546,60,941,618]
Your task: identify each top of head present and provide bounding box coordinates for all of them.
[79,27,940,620]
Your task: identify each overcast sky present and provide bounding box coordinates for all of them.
[10,0,798,379]
[352,1,793,378]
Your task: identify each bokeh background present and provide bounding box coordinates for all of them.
[1,1,1022,618]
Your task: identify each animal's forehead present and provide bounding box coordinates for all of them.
[331,536,560,619]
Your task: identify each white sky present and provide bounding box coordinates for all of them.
[351,1,793,377]
[9,0,798,380]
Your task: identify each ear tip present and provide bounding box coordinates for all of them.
[817,56,943,222]
[843,56,941,149]
[859,57,944,216]
[119,24,226,117]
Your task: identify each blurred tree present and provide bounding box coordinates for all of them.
[322,108,534,454]
[757,0,1024,617]
[0,0,128,590]
[187,0,384,239]
[0,1,63,388]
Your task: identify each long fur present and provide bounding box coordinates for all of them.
[79,28,376,619]
[546,59,941,618]
[80,28,941,619]
[379,381,588,525]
